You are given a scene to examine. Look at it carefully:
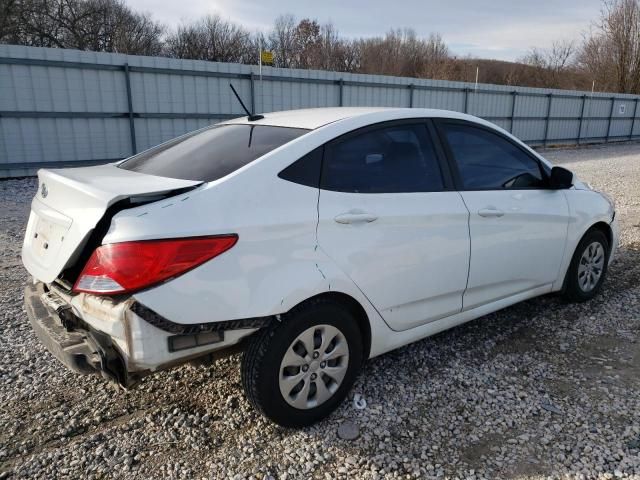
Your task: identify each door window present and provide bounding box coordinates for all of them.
[322,123,444,193]
[440,123,544,190]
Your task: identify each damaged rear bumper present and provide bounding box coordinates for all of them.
[24,281,270,388]
[24,282,134,386]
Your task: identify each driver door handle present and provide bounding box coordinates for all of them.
[478,207,505,218]
[334,211,378,224]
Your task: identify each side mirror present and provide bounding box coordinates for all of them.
[548,166,574,189]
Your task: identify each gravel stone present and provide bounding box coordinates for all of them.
[338,421,361,440]
[1,142,640,478]
[540,403,563,415]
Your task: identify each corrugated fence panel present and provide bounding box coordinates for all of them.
[2,44,640,177]
[588,97,614,117]
[134,118,213,153]
[415,89,464,111]
[548,118,579,142]
[517,94,548,117]
[2,117,130,163]
[515,119,546,143]
[587,120,607,139]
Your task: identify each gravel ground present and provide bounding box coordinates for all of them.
[1,142,639,480]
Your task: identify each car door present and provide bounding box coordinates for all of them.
[435,119,569,310]
[317,120,470,332]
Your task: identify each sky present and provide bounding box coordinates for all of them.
[126,0,604,61]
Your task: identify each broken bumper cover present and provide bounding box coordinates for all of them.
[24,282,133,385]
[24,281,272,387]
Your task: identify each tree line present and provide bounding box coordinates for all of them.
[1,0,640,94]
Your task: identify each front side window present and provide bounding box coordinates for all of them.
[120,124,308,182]
[440,123,544,190]
[321,123,444,193]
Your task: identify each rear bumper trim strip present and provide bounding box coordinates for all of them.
[130,301,273,334]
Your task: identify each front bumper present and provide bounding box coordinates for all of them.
[24,282,133,385]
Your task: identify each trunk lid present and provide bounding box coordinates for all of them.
[22,164,202,283]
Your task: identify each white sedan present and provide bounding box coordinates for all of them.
[22,107,618,427]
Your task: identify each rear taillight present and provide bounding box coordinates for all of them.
[73,235,238,295]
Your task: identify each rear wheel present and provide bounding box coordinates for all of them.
[241,298,363,427]
[563,229,609,302]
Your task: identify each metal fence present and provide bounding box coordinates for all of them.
[2,44,640,178]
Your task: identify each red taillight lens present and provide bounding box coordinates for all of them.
[73,235,238,295]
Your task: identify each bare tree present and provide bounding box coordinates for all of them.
[106,3,165,55]
[578,0,640,93]
[339,39,360,72]
[578,30,617,91]
[520,40,576,87]
[268,14,297,68]
[291,18,322,69]
[317,22,341,70]
[549,40,576,71]
[603,0,640,92]
[165,14,251,62]
[354,29,452,79]
[261,16,358,72]
[3,0,164,54]
[0,0,20,43]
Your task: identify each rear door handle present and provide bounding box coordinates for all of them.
[334,212,378,224]
[478,207,505,218]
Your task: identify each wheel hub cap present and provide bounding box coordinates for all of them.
[279,324,350,410]
[577,241,605,292]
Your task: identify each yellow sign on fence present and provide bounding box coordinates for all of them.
[260,51,274,64]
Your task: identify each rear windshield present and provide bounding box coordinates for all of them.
[119,124,309,182]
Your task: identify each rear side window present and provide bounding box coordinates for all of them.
[440,123,544,190]
[278,147,323,188]
[119,124,308,182]
[321,123,444,193]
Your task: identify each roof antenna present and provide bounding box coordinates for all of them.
[229,83,264,121]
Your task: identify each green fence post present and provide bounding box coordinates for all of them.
[577,95,587,145]
[630,98,638,140]
[543,93,553,147]
[509,91,517,133]
[605,97,615,142]
[123,63,137,155]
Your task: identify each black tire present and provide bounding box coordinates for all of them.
[563,229,610,303]
[241,297,363,427]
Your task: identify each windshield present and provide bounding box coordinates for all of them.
[119,124,309,182]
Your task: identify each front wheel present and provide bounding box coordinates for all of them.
[563,229,610,302]
[241,298,363,427]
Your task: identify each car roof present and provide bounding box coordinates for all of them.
[220,106,552,170]
[221,107,486,130]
